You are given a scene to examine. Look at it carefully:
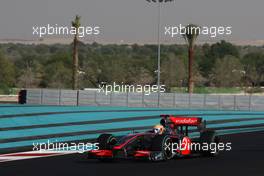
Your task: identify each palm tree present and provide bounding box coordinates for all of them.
[71,15,81,90]
[182,24,200,93]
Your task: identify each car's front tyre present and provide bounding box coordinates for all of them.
[150,135,173,161]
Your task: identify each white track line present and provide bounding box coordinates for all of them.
[0,150,77,163]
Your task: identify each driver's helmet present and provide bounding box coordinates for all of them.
[153,124,165,135]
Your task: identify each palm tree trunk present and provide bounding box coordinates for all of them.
[72,34,78,90]
[188,47,194,93]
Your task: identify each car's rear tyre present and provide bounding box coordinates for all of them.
[96,134,117,162]
[200,130,220,157]
[97,134,117,150]
[151,135,173,161]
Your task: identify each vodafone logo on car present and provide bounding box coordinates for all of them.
[169,117,200,125]
[175,118,197,124]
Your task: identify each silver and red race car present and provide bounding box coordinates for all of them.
[87,115,220,161]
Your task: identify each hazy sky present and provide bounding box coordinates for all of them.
[0,0,263,44]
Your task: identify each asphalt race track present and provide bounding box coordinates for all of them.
[1,131,264,176]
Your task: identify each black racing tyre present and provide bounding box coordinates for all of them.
[200,130,220,157]
[151,135,173,161]
[97,134,117,150]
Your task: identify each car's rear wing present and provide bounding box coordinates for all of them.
[160,115,206,128]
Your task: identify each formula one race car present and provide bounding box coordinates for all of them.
[87,115,220,161]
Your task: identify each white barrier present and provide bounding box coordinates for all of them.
[25,89,264,111]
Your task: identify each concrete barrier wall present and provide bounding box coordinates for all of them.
[42,89,60,105]
[25,89,264,111]
[78,90,96,106]
[27,89,42,104]
[60,90,78,106]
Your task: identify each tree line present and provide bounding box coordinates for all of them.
[0,40,263,94]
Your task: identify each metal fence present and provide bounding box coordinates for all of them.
[26,89,264,111]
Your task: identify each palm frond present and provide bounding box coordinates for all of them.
[181,24,200,48]
[72,15,81,28]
